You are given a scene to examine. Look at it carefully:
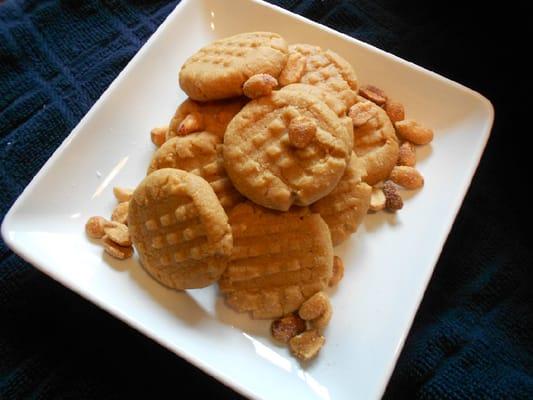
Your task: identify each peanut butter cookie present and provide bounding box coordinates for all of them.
[148,131,242,211]
[350,97,399,185]
[128,169,232,289]
[179,32,288,101]
[219,202,333,319]
[310,153,371,245]
[223,85,352,211]
[279,44,358,109]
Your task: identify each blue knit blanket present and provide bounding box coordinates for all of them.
[1,1,532,398]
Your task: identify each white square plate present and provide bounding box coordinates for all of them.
[1,0,494,398]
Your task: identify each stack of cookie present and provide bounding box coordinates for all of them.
[86,31,433,361]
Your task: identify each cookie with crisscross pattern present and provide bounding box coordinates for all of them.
[148,131,242,211]
[223,85,352,211]
[128,169,232,289]
[310,153,371,245]
[279,43,358,109]
[179,32,288,101]
[219,202,333,319]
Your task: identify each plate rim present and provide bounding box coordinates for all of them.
[1,0,495,398]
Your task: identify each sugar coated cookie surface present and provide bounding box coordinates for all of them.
[128,169,232,289]
[219,202,334,319]
[179,32,288,101]
[223,85,352,211]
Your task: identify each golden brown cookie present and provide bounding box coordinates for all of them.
[350,97,399,185]
[179,32,288,101]
[166,97,247,141]
[223,85,352,211]
[279,44,358,109]
[219,202,334,319]
[147,132,242,211]
[128,169,232,290]
[310,153,371,245]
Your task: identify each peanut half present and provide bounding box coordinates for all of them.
[243,74,278,99]
[369,187,386,212]
[271,313,306,343]
[390,166,424,189]
[349,101,374,127]
[359,84,388,106]
[102,235,133,260]
[111,201,129,225]
[384,100,405,122]
[289,330,325,361]
[177,112,204,135]
[85,216,108,239]
[395,119,434,145]
[397,141,416,167]
[150,126,167,147]
[103,222,131,247]
[113,187,133,203]
[288,116,316,148]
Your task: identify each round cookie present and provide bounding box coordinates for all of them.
[278,43,359,109]
[350,98,399,185]
[223,85,352,211]
[219,202,334,319]
[128,169,232,290]
[310,153,371,245]
[148,131,242,211]
[179,32,289,101]
[167,97,247,141]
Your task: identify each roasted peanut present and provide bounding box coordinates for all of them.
[384,100,405,122]
[383,181,403,211]
[111,201,129,225]
[395,119,434,145]
[288,116,316,148]
[177,112,204,135]
[369,187,386,212]
[390,166,424,189]
[103,222,131,247]
[299,291,330,321]
[150,126,167,147]
[271,313,307,343]
[113,187,133,203]
[85,216,108,239]
[289,330,325,361]
[359,84,387,105]
[243,74,278,99]
[310,301,332,330]
[102,235,133,260]
[349,101,374,127]
[329,256,344,287]
[398,141,416,167]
